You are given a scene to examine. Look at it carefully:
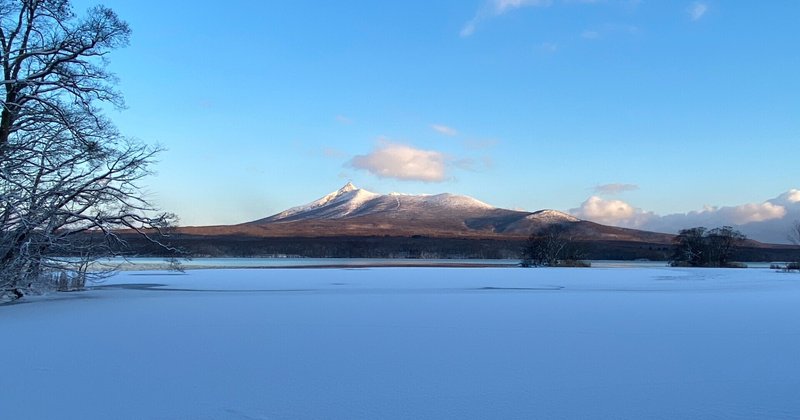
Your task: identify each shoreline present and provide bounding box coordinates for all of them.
[107,262,522,271]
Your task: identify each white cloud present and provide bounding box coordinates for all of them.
[570,190,800,243]
[652,202,787,228]
[688,2,708,21]
[461,0,615,37]
[461,0,553,37]
[724,202,786,224]
[460,21,477,37]
[460,0,641,38]
[775,189,800,204]
[573,196,637,221]
[431,124,458,137]
[570,196,654,227]
[593,183,639,195]
[350,143,448,182]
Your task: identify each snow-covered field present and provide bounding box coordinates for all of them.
[2,267,800,419]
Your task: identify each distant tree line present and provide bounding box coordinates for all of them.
[95,229,800,264]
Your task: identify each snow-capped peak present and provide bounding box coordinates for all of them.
[527,209,580,223]
[264,183,499,222]
[267,183,378,221]
[339,181,358,194]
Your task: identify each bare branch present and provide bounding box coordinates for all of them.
[0,1,176,302]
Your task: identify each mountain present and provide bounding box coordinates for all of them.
[215,182,674,243]
[156,182,797,260]
[252,182,498,224]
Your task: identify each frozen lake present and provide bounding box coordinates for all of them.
[2,266,800,419]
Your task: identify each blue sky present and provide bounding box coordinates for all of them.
[73,0,799,239]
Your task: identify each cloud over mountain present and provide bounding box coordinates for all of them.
[570,189,800,244]
[570,196,654,227]
[349,143,448,182]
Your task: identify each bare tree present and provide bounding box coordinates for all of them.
[671,227,707,266]
[671,226,745,267]
[705,226,746,266]
[0,0,176,301]
[521,224,585,267]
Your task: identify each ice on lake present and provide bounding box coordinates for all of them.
[2,266,800,419]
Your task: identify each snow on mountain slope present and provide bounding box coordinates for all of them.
[263,182,379,221]
[260,183,497,223]
[425,193,495,210]
[495,209,584,235]
[526,210,580,223]
[237,182,629,238]
[221,183,685,242]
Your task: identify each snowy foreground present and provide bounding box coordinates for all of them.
[3,267,800,419]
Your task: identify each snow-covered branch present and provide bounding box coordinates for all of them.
[0,1,177,301]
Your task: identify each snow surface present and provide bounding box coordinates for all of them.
[3,267,800,419]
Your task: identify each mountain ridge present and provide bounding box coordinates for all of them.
[194,182,671,243]
[253,182,516,224]
[160,182,796,260]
